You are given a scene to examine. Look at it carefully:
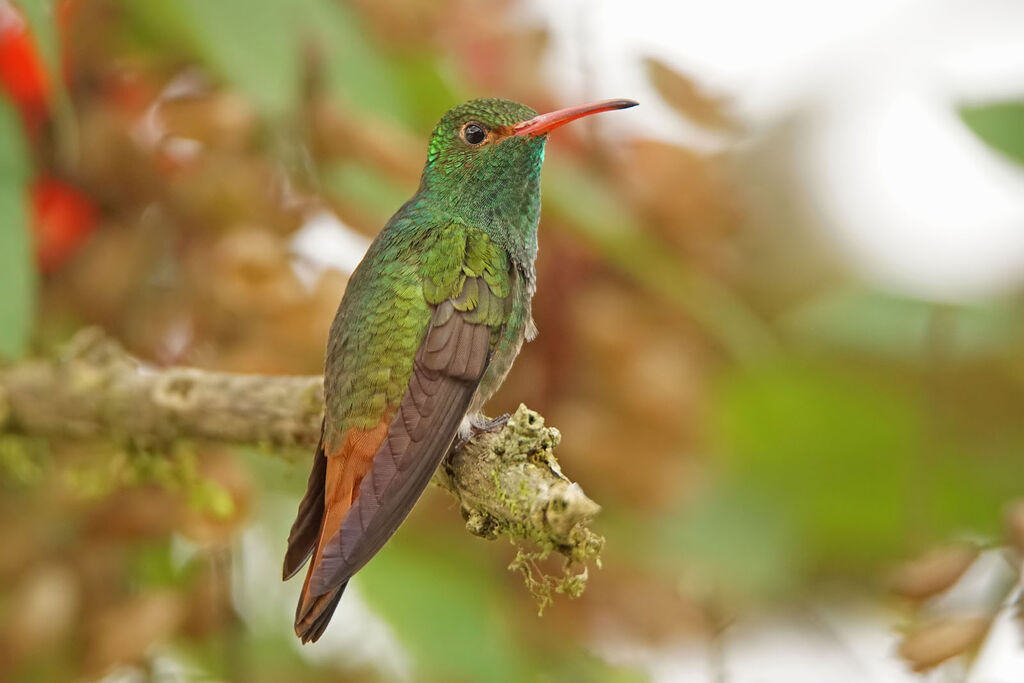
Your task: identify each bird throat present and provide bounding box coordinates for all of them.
[417,136,545,275]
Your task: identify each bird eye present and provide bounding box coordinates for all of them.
[462,122,486,145]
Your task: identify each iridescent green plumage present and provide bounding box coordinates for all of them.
[283,96,636,643]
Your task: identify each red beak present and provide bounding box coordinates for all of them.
[512,98,638,137]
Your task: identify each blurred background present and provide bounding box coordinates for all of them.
[0,0,1022,680]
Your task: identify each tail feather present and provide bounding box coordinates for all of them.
[285,422,343,644]
[284,416,390,643]
[295,581,347,644]
[283,427,327,580]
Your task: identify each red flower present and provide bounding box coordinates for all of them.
[0,2,50,133]
[32,175,97,272]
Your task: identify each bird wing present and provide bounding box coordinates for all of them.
[287,224,514,640]
[311,288,499,594]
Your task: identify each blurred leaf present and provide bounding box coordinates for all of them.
[392,53,463,131]
[176,0,301,117]
[709,359,920,568]
[20,0,79,165]
[118,0,203,56]
[960,101,1024,165]
[658,483,802,599]
[644,57,738,132]
[358,532,529,683]
[17,0,59,77]
[711,357,1024,575]
[929,433,1024,537]
[323,161,409,223]
[123,0,408,123]
[783,287,1021,360]
[0,98,35,359]
[119,0,280,107]
[295,0,408,123]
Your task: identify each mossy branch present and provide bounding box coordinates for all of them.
[0,328,603,600]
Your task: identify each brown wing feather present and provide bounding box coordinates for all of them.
[294,418,390,641]
[309,300,492,597]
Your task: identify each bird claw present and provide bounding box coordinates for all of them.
[451,413,510,453]
[471,412,510,434]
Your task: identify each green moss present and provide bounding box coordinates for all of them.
[507,544,594,615]
[57,440,235,518]
[458,404,604,612]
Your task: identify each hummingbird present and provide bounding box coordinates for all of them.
[283,97,637,643]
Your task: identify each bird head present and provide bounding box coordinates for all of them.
[418,98,637,233]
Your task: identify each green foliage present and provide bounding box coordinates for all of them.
[392,54,463,131]
[177,0,302,116]
[0,99,35,360]
[672,355,1024,594]
[658,483,802,599]
[291,0,407,121]
[708,359,921,572]
[121,0,411,121]
[783,288,1021,360]
[323,161,410,223]
[960,101,1024,165]
[116,0,204,57]
[928,430,1024,536]
[19,0,77,165]
[119,0,307,116]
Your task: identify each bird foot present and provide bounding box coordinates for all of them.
[452,413,510,453]
[471,412,510,434]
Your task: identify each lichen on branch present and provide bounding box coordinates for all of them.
[436,404,604,610]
